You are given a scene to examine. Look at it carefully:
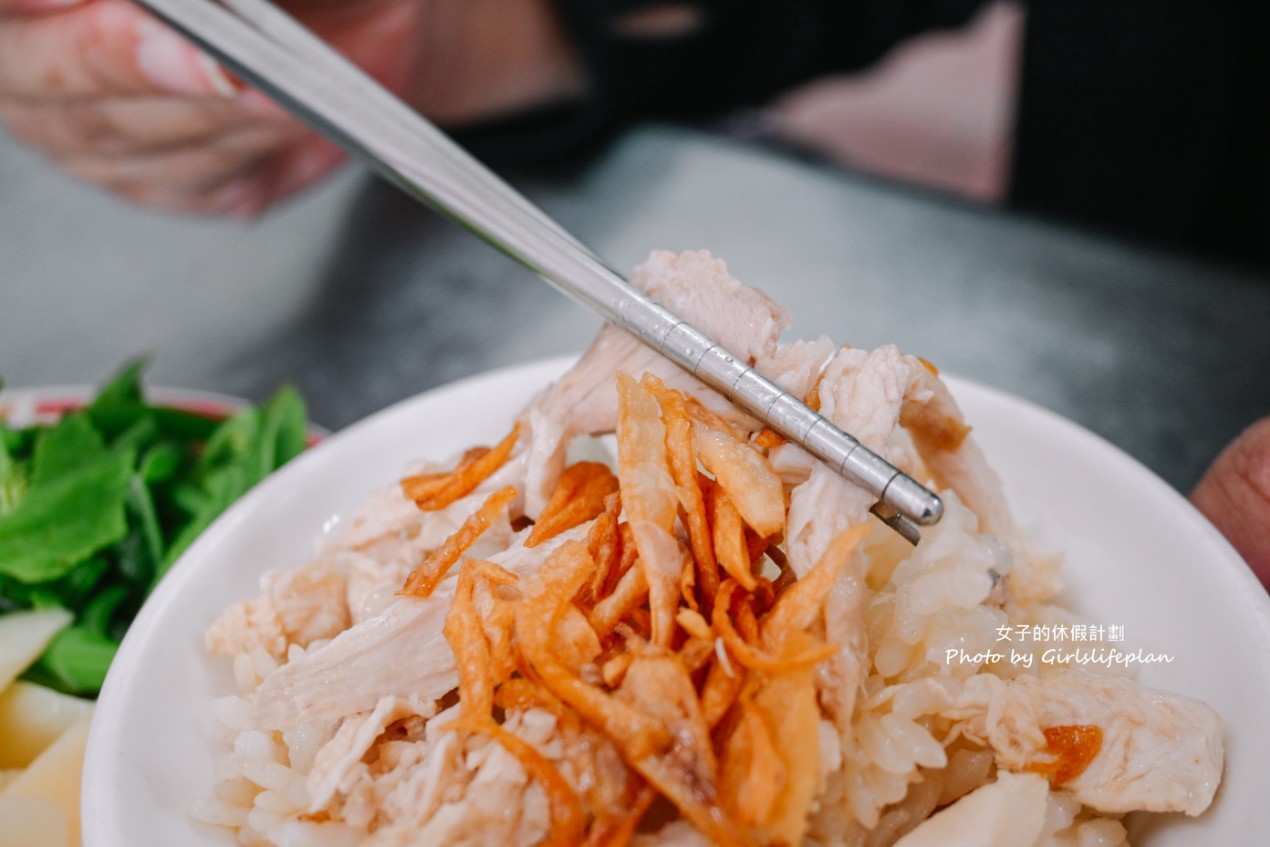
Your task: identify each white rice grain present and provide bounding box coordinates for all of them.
[189,798,250,828]
[1076,818,1128,847]
[267,819,366,847]
[250,646,280,679]
[234,730,284,765]
[240,759,295,793]
[244,806,287,843]
[214,776,260,807]
[879,714,946,770]
[284,721,336,773]
[212,696,253,735]
[233,653,257,693]
[857,716,915,776]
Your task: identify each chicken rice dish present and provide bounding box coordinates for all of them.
[195,250,1223,847]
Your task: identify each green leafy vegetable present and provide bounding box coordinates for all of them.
[28,625,119,694]
[139,442,181,484]
[0,435,28,516]
[32,414,107,484]
[83,359,148,440]
[0,448,133,583]
[0,359,312,696]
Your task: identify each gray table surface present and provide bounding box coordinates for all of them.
[3,123,1267,493]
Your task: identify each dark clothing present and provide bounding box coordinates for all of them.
[1011,3,1268,266]
[462,1,1268,268]
[551,1,985,123]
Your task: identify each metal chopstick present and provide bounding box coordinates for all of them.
[130,0,944,541]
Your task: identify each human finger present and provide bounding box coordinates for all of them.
[52,118,307,196]
[1190,416,1270,587]
[120,136,344,216]
[55,129,342,215]
[0,94,287,157]
[0,0,236,100]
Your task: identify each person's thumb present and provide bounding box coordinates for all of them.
[1190,416,1270,588]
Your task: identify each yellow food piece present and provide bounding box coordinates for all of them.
[1,710,93,847]
[0,682,93,769]
[0,608,73,691]
[0,794,70,847]
[893,771,1048,847]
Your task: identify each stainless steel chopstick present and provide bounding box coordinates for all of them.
[132,0,943,540]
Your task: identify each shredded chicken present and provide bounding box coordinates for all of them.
[521,250,793,516]
[203,249,1225,847]
[947,672,1224,816]
[206,557,349,660]
[251,526,588,731]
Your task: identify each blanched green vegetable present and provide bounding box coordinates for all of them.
[0,361,311,696]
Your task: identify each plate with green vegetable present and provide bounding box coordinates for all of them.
[0,361,319,698]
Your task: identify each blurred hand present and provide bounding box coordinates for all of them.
[0,0,581,215]
[1190,415,1270,590]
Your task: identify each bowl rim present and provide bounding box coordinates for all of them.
[81,355,1270,846]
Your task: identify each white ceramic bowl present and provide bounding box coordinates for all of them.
[0,385,254,428]
[0,384,328,440]
[83,357,1270,845]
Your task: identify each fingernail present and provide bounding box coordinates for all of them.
[135,18,239,97]
[195,52,241,98]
